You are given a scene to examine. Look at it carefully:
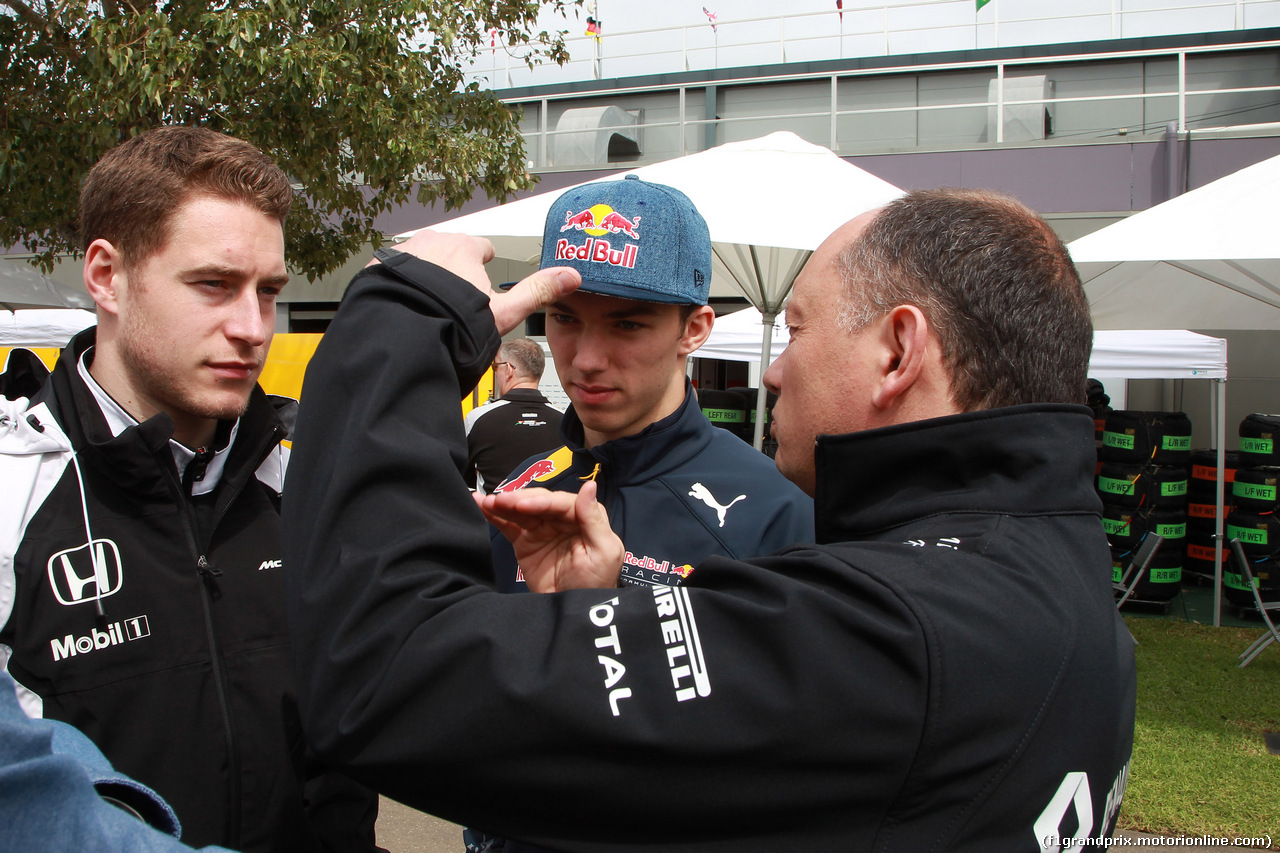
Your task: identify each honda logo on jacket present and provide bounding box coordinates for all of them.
[46,539,123,606]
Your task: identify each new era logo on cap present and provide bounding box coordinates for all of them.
[541,175,711,305]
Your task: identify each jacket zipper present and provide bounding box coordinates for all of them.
[166,460,242,848]
[163,423,282,848]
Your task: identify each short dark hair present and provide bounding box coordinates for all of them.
[839,188,1092,410]
[499,338,546,381]
[79,126,294,268]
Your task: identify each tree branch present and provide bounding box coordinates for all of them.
[0,0,49,29]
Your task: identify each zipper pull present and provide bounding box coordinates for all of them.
[197,555,223,599]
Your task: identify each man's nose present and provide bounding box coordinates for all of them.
[571,327,610,372]
[226,286,268,347]
[763,351,784,395]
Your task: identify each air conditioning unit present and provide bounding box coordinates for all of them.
[552,105,642,167]
[987,75,1055,143]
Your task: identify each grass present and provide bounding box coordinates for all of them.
[1120,617,1280,847]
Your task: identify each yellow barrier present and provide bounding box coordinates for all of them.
[255,333,321,402]
[0,347,60,371]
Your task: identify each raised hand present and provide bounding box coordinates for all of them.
[477,480,624,592]
[375,230,580,335]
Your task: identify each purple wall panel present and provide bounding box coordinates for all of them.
[371,137,1280,236]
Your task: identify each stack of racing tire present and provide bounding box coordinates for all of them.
[726,387,778,457]
[1098,410,1192,606]
[1223,414,1280,611]
[1087,379,1112,454]
[698,389,748,437]
[1184,448,1240,584]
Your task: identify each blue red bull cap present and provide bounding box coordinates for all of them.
[539,174,711,305]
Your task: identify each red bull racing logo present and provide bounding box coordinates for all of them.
[496,459,556,493]
[555,203,641,270]
[494,447,573,494]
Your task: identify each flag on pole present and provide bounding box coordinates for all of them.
[976,0,992,9]
[836,0,843,23]
[488,27,499,55]
[702,6,718,33]
[585,16,601,41]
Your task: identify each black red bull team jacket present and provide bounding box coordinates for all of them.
[283,252,1137,852]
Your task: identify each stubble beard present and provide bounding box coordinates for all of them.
[119,325,253,425]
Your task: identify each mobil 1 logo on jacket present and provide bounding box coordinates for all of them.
[40,538,153,664]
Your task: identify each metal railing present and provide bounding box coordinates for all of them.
[503,38,1280,171]
[467,0,1274,90]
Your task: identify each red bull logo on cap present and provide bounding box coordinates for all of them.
[556,203,643,271]
[559,203,642,239]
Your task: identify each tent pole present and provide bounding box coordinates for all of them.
[1214,378,1226,628]
[754,312,776,451]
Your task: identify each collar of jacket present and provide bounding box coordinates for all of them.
[558,381,714,484]
[813,404,1101,545]
[35,327,285,495]
[500,387,551,404]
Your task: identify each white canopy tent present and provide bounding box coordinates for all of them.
[0,261,94,311]
[0,308,96,347]
[1068,154,1279,624]
[701,310,1227,379]
[701,313,1231,624]
[1069,151,1280,330]
[405,131,904,448]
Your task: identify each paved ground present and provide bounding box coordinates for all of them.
[376,798,462,853]
[376,799,1275,852]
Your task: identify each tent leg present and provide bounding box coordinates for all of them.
[753,313,776,451]
[1214,378,1226,628]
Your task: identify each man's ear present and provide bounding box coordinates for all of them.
[83,239,125,316]
[870,304,930,411]
[678,305,715,355]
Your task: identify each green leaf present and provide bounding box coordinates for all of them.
[0,0,573,280]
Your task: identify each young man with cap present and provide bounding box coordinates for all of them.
[488,175,813,592]
[465,175,812,851]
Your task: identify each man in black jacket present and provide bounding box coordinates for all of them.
[283,188,1135,852]
[0,127,378,852]
[464,338,563,494]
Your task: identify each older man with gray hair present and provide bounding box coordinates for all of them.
[464,337,563,494]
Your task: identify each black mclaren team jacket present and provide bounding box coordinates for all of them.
[490,386,813,593]
[283,253,1137,852]
[0,330,377,853]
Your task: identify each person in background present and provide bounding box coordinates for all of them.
[0,126,379,853]
[464,338,563,494]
